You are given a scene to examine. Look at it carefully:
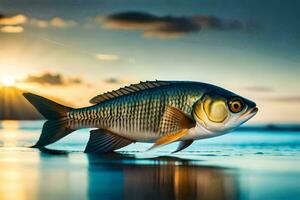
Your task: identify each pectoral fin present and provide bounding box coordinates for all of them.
[84,129,134,154]
[162,106,196,130]
[148,106,196,151]
[172,139,194,153]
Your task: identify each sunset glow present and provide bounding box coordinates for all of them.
[1,75,16,87]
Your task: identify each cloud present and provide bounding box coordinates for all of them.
[0,14,26,33]
[22,72,83,86]
[242,86,274,92]
[0,14,27,25]
[99,11,251,39]
[269,96,300,102]
[50,17,77,28]
[29,17,77,28]
[29,18,49,28]
[103,77,137,85]
[0,14,78,33]
[0,25,23,33]
[104,77,121,84]
[96,54,120,61]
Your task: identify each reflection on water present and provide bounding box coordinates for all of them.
[0,121,20,147]
[0,148,239,200]
[87,154,239,200]
[1,120,20,129]
[0,121,40,148]
[36,152,87,200]
[0,151,40,200]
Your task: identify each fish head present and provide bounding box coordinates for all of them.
[193,87,258,134]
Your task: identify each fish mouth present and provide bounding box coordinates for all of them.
[250,107,258,115]
[239,107,258,120]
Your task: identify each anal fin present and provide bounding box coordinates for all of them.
[84,129,134,154]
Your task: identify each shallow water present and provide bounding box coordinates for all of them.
[0,121,299,200]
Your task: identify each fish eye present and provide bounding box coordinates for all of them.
[228,98,244,113]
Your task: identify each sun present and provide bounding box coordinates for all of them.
[1,75,16,87]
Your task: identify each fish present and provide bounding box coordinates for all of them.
[23,80,258,153]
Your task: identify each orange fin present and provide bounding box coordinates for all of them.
[148,129,189,151]
[148,106,196,151]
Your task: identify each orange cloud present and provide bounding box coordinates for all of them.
[29,17,77,28]
[0,14,27,25]
[0,13,77,29]
[0,25,24,33]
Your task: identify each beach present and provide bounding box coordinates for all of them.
[0,121,299,200]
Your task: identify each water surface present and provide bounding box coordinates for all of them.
[0,121,299,200]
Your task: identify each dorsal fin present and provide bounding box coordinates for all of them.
[89,80,171,104]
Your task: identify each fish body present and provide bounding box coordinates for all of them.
[24,80,258,153]
[68,81,204,141]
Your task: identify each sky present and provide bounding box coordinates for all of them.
[0,0,300,123]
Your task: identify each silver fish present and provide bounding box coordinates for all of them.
[24,80,258,153]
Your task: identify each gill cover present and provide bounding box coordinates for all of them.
[193,94,229,127]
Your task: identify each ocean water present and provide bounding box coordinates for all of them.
[0,120,299,200]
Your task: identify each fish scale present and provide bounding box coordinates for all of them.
[68,83,204,139]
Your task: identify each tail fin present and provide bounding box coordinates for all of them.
[23,93,74,148]
[23,93,71,120]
